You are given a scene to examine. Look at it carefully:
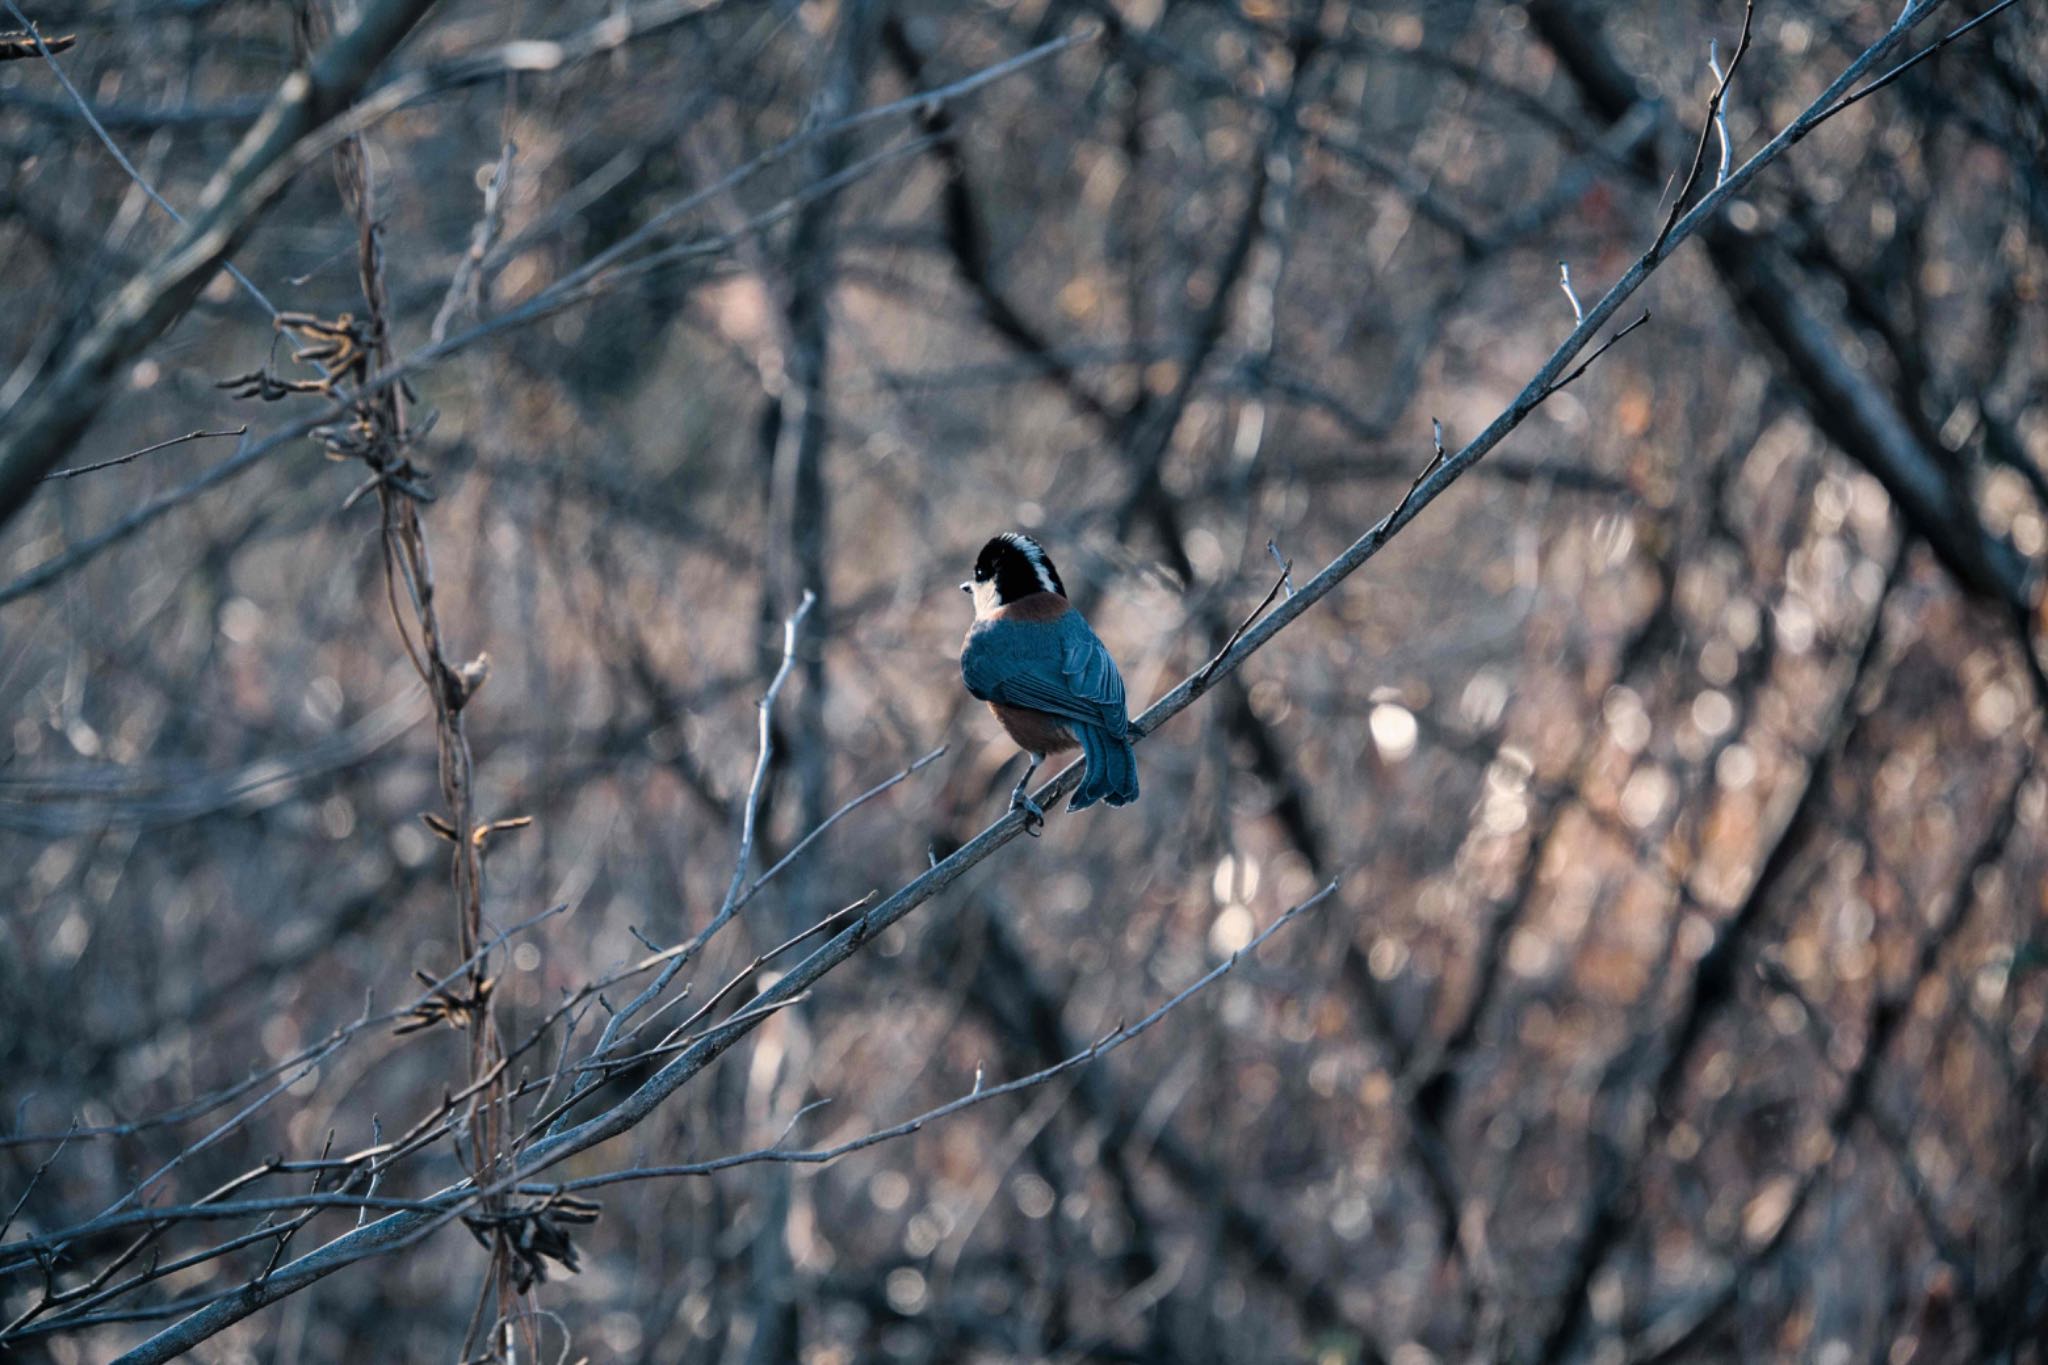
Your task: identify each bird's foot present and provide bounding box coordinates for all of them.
[1008,789,1046,837]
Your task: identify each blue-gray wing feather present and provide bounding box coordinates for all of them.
[962,615,1127,732]
[1057,616,1127,734]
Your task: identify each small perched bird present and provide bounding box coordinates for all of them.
[960,533,1139,826]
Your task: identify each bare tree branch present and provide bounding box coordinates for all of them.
[0,0,441,527]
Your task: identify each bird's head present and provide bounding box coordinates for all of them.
[962,532,1065,618]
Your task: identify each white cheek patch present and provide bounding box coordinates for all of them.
[973,580,1003,617]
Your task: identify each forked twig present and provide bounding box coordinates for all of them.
[1652,0,1754,257]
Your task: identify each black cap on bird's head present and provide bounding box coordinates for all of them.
[962,532,1065,606]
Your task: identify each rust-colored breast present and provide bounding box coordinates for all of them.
[989,702,1078,755]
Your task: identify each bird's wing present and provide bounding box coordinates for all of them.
[1057,614,1128,736]
[966,616,1128,734]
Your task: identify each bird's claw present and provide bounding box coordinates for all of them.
[1009,791,1046,836]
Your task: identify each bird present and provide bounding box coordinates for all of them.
[959,532,1139,828]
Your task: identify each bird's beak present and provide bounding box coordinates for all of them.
[959,581,972,593]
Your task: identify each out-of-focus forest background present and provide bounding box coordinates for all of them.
[3,0,2046,1361]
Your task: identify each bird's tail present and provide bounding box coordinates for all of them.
[1069,725,1139,811]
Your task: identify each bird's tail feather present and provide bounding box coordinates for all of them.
[1069,725,1139,811]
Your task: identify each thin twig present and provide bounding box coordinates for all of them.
[1539,310,1652,400]
[1812,0,2023,123]
[40,428,246,481]
[0,1127,72,1243]
[1386,420,1452,527]
[1651,0,1754,257]
[1192,557,1292,689]
[1266,539,1296,597]
[431,139,515,345]
[1558,262,1584,322]
[1707,41,1732,185]
[721,590,815,918]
